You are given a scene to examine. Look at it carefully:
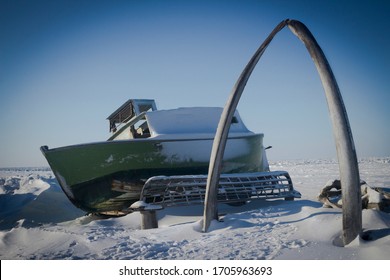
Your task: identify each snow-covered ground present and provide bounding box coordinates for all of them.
[1,158,389,260]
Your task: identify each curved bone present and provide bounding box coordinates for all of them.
[202,19,361,246]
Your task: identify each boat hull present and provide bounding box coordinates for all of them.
[41,134,265,213]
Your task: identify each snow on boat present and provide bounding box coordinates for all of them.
[41,99,298,215]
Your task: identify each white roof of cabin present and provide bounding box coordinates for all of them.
[146,107,252,137]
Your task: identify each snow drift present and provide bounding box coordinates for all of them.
[0,158,389,260]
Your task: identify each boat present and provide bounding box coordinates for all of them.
[41,99,276,214]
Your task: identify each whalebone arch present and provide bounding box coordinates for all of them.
[203,19,361,246]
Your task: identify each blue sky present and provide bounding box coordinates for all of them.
[1,0,389,167]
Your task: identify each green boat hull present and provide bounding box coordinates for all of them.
[41,134,265,213]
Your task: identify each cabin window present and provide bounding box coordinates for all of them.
[131,117,151,138]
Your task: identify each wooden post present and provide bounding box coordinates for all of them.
[202,19,361,246]
[130,201,163,230]
[140,210,159,230]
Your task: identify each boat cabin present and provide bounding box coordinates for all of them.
[107,99,251,141]
[107,99,157,137]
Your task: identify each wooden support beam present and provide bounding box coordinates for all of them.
[140,210,159,230]
[130,201,163,230]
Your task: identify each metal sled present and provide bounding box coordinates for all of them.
[139,171,301,207]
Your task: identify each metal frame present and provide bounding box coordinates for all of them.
[139,171,301,208]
